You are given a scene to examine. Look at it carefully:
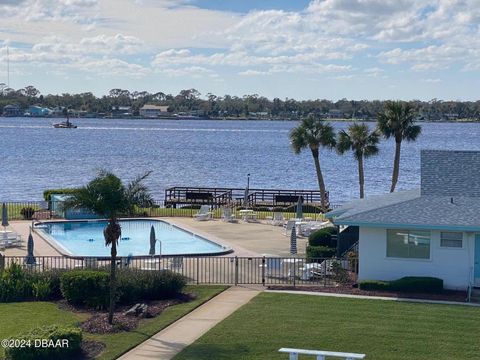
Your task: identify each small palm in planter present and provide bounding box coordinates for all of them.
[62,170,153,324]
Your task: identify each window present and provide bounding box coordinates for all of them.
[387,229,430,259]
[440,232,463,248]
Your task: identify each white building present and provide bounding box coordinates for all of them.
[139,105,169,118]
[327,150,480,290]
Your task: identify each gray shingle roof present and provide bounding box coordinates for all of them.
[328,150,480,231]
[331,193,480,231]
[421,150,480,197]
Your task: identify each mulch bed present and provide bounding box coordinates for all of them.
[78,292,197,334]
[267,285,467,302]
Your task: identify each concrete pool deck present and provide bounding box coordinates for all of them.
[3,217,309,258]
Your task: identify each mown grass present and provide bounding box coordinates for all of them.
[175,292,480,360]
[0,285,227,360]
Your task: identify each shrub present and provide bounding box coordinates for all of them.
[390,277,443,293]
[116,268,186,304]
[0,266,64,302]
[4,325,82,360]
[331,261,352,285]
[358,280,390,291]
[306,245,336,260]
[20,207,35,220]
[308,227,337,247]
[359,277,443,293]
[27,270,64,300]
[0,263,30,302]
[60,270,109,309]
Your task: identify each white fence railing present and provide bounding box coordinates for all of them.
[279,348,366,360]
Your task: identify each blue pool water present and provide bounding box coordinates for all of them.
[38,219,229,257]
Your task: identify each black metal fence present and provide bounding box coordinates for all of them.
[0,256,357,287]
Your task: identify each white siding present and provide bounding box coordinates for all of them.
[359,227,474,290]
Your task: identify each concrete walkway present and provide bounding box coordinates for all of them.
[118,286,262,360]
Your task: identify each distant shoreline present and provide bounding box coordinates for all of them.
[1,116,479,124]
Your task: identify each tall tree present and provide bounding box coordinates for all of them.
[377,101,422,192]
[290,115,336,209]
[63,170,153,324]
[337,123,380,198]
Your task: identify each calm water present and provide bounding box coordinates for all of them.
[1,117,479,203]
[40,219,227,256]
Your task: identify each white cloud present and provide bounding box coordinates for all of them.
[238,70,271,76]
[421,78,441,83]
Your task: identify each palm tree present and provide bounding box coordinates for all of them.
[63,170,153,324]
[290,115,336,209]
[377,101,422,192]
[337,123,380,199]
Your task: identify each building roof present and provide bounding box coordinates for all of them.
[140,104,169,111]
[327,150,480,231]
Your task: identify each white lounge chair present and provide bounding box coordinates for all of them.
[300,260,333,280]
[0,235,23,248]
[259,257,283,277]
[221,207,237,223]
[193,205,212,221]
[267,212,284,226]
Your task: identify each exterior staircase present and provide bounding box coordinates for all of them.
[470,288,480,303]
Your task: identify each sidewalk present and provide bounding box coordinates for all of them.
[118,285,262,360]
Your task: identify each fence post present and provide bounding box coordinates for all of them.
[196,258,200,285]
[234,256,238,286]
[293,258,296,287]
[262,256,265,286]
[0,253,4,272]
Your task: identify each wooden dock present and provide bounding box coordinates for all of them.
[164,186,328,210]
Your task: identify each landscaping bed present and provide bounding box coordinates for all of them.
[267,285,467,302]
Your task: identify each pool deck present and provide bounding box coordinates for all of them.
[2,218,309,258]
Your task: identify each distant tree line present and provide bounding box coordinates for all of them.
[1,84,479,120]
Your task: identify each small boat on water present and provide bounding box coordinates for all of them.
[53,117,77,128]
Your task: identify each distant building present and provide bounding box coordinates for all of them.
[139,104,169,118]
[3,104,21,117]
[327,109,344,118]
[25,105,52,117]
[111,106,132,117]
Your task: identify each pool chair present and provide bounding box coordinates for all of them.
[117,254,133,268]
[267,212,284,226]
[193,205,213,221]
[170,256,183,270]
[299,260,333,281]
[259,257,283,277]
[0,235,23,248]
[221,207,237,223]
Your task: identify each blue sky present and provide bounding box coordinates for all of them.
[0,0,478,101]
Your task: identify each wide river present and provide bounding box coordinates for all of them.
[1,117,479,203]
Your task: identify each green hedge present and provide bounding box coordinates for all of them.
[0,264,63,302]
[4,325,82,360]
[359,277,444,293]
[306,245,336,260]
[116,268,186,304]
[308,227,336,247]
[43,189,77,202]
[60,270,110,309]
[60,268,186,308]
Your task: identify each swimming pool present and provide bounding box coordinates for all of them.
[36,219,230,257]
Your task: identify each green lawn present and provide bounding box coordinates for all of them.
[174,292,480,360]
[0,285,227,360]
